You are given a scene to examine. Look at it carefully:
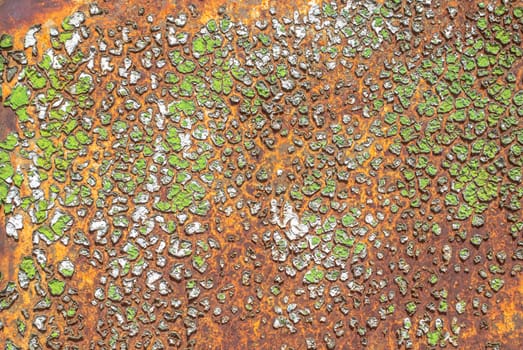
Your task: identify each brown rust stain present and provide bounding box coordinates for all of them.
[0,104,17,140]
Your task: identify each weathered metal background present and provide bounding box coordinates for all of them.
[0,0,522,349]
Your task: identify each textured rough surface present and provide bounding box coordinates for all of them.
[0,0,523,349]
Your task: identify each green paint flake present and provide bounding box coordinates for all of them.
[69,74,93,95]
[490,278,504,292]
[19,257,37,279]
[177,60,197,74]
[405,301,417,315]
[427,330,440,346]
[126,307,137,321]
[4,84,30,110]
[304,266,324,284]
[64,135,81,150]
[108,283,122,301]
[48,278,66,296]
[75,130,92,145]
[51,213,73,236]
[193,36,206,55]
[26,67,47,90]
[513,91,523,106]
[0,157,14,181]
[353,242,366,255]
[255,81,270,99]
[175,99,196,116]
[0,133,18,151]
[332,245,350,260]
[0,34,13,49]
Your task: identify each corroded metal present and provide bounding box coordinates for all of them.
[0,0,522,349]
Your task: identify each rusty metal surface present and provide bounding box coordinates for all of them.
[0,0,522,349]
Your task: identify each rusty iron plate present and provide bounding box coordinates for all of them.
[0,0,522,349]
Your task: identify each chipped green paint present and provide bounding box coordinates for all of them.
[48,278,65,296]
